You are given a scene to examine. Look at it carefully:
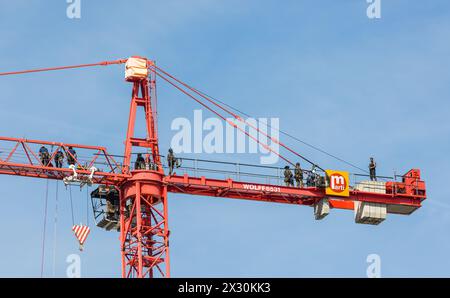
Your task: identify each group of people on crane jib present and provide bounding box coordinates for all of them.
[133,148,181,175]
[38,145,77,168]
[283,158,378,188]
[283,163,319,188]
[133,148,378,183]
[134,153,158,171]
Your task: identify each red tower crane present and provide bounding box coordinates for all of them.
[0,56,427,278]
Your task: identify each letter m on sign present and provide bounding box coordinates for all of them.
[325,170,350,197]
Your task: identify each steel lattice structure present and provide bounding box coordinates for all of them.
[0,56,427,277]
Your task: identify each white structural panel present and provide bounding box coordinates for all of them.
[354,181,387,225]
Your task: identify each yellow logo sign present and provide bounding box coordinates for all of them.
[325,170,350,197]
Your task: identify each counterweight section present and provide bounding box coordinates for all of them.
[354,181,387,225]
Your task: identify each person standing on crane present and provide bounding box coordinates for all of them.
[66,146,77,166]
[167,148,177,175]
[54,149,64,168]
[149,154,159,171]
[105,191,119,221]
[39,145,50,166]
[369,157,377,181]
[294,162,304,187]
[149,155,157,170]
[284,166,294,187]
[306,165,317,187]
[135,153,146,170]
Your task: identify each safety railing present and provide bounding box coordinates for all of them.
[348,172,424,197]
[349,173,392,193]
[164,156,325,188]
[0,137,124,178]
[164,156,423,197]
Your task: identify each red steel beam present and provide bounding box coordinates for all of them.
[0,141,424,214]
[0,162,127,185]
[164,174,424,213]
[0,137,128,184]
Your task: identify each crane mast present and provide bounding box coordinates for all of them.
[119,57,170,277]
[0,56,427,278]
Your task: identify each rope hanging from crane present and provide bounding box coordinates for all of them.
[52,181,59,277]
[67,185,91,251]
[68,186,75,226]
[40,179,50,278]
[85,185,90,226]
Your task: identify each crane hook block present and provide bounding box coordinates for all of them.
[125,57,149,81]
[72,224,90,251]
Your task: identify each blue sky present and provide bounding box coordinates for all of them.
[0,0,449,277]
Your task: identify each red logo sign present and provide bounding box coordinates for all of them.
[329,173,347,193]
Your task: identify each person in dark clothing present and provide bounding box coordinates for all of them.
[316,174,325,188]
[66,146,77,166]
[369,157,377,181]
[134,153,146,170]
[294,162,304,187]
[105,196,119,221]
[284,166,294,187]
[39,146,50,166]
[167,148,177,175]
[54,149,64,168]
[306,165,317,187]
